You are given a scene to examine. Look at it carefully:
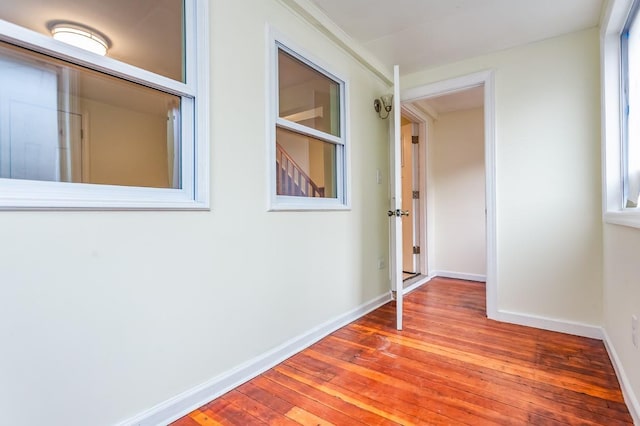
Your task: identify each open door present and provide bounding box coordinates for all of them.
[388,65,404,330]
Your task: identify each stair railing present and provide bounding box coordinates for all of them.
[276,144,324,197]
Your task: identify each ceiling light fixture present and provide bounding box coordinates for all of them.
[51,23,109,56]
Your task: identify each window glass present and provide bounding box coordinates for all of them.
[0,0,185,82]
[276,127,336,198]
[0,41,181,189]
[623,3,640,207]
[273,44,345,207]
[278,50,340,137]
[0,0,208,209]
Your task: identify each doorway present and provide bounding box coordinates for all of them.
[401,117,420,282]
[397,70,497,318]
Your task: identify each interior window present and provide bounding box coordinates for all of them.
[276,127,336,198]
[0,0,184,82]
[622,1,640,208]
[0,42,181,189]
[0,0,208,209]
[274,44,346,207]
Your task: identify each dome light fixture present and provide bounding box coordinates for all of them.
[51,23,109,56]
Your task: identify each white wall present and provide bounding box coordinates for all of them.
[0,0,391,424]
[603,224,640,418]
[403,28,603,326]
[600,0,640,416]
[432,107,485,276]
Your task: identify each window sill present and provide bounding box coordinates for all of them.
[269,197,350,212]
[0,179,209,211]
[604,210,640,229]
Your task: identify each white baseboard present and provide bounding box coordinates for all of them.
[116,292,392,426]
[492,309,604,339]
[434,270,486,282]
[602,330,640,426]
[494,314,639,423]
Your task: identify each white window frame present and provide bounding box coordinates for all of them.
[268,32,350,211]
[602,0,640,228]
[0,0,210,210]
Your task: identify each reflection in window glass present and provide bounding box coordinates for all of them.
[0,0,185,82]
[274,44,345,205]
[278,49,340,137]
[276,127,336,198]
[0,41,181,189]
[624,5,640,208]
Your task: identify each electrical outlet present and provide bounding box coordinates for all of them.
[377,258,386,270]
[632,314,639,349]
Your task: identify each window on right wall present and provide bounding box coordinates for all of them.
[271,41,348,210]
[622,1,640,208]
[602,0,640,228]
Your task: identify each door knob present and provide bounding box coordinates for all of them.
[387,209,410,217]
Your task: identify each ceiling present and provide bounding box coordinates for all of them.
[0,1,606,114]
[308,0,605,75]
[309,0,604,114]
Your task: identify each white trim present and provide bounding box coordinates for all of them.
[267,29,350,211]
[603,329,640,425]
[484,72,498,318]
[400,69,498,319]
[276,118,343,146]
[268,197,350,211]
[401,104,431,277]
[0,20,193,97]
[114,292,392,426]
[604,210,640,228]
[392,64,403,331]
[275,0,392,85]
[602,0,640,227]
[493,310,604,340]
[194,0,211,209]
[434,271,487,283]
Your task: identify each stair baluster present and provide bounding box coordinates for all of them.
[276,144,325,197]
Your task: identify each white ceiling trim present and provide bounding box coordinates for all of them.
[276,0,393,85]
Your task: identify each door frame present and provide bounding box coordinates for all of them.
[400,70,497,319]
[400,106,430,281]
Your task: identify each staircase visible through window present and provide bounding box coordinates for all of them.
[276,144,324,197]
[271,41,346,208]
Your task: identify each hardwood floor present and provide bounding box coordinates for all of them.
[172,278,633,425]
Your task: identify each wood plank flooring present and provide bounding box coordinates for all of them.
[172,278,633,425]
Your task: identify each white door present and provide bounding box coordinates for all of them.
[389,65,404,330]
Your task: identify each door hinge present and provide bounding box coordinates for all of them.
[413,246,420,254]
[411,135,419,144]
[412,190,419,199]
